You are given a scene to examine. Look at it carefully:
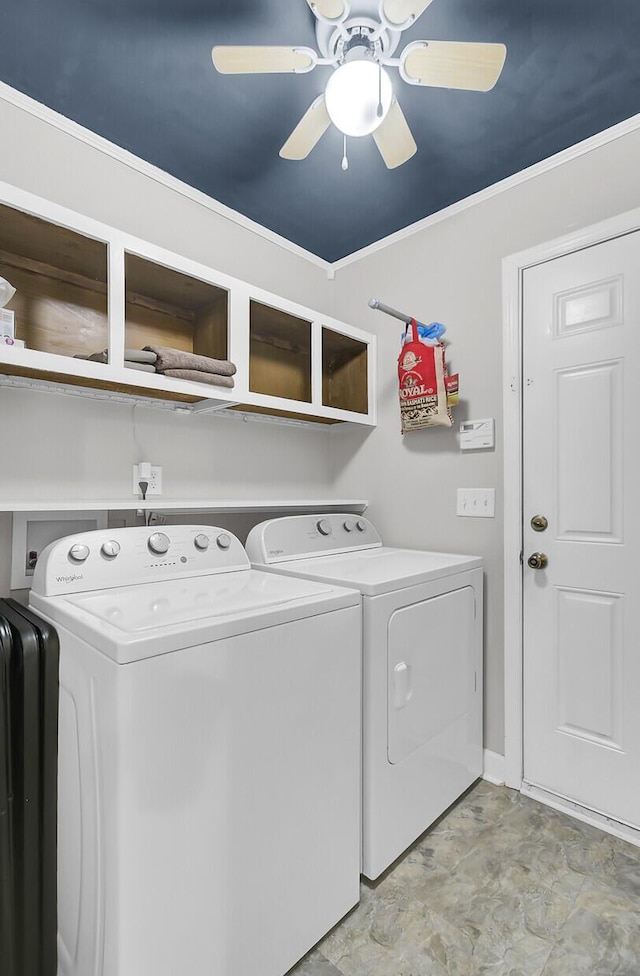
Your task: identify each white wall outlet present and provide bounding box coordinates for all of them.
[132,463,163,496]
[457,488,495,518]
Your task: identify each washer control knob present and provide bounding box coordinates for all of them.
[343,520,354,532]
[355,520,366,532]
[148,532,170,555]
[69,543,90,563]
[194,533,210,552]
[101,540,121,559]
[216,533,231,550]
[317,519,331,536]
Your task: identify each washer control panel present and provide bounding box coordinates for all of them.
[32,525,250,596]
[245,514,381,564]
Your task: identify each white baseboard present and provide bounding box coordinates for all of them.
[482,749,506,786]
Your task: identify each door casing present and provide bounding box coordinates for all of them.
[502,205,640,793]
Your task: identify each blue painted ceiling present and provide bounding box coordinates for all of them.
[1,0,639,261]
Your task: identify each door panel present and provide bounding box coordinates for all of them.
[555,586,623,748]
[523,230,640,827]
[554,274,623,338]
[555,360,623,541]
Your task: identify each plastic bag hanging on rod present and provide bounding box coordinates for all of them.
[398,319,455,431]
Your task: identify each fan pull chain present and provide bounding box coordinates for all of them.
[341,135,349,171]
[377,61,383,117]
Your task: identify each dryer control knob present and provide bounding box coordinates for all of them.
[69,543,90,563]
[101,540,120,559]
[317,519,331,536]
[343,520,354,532]
[355,520,366,532]
[216,533,231,550]
[194,533,210,551]
[148,532,170,555]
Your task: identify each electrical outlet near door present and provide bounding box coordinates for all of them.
[456,488,495,518]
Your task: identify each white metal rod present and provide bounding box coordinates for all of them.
[368,298,412,324]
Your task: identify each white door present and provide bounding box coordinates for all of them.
[522,230,640,827]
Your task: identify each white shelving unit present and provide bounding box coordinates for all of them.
[0,180,376,426]
[0,499,368,514]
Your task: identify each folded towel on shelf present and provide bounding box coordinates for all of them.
[124,362,157,373]
[74,349,157,365]
[125,349,157,364]
[144,345,236,377]
[162,369,235,389]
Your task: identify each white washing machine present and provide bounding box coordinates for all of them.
[246,514,483,880]
[30,524,362,976]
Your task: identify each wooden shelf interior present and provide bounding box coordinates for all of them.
[0,203,108,360]
[124,254,229,362]
[322,328,368,414]
[249,301,311,402]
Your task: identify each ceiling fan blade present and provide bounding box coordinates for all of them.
[381,0,436,29]
[280,96,331,160]
[212,46,316,75]
[401,40,507,91]
[373,98,417,169]
[306,0,347,22]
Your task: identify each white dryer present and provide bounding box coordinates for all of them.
[246,514,483,880]
[30,525,361,976]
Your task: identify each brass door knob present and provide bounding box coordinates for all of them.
[527,552,548,570]
[531,515,548,532]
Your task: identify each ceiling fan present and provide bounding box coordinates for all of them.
[212,0,507,170]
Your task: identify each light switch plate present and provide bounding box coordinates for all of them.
[457,488,495,518]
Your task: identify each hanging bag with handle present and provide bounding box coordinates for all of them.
[397,318,453,432]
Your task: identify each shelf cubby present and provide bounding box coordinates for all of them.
[249,300,312,402]
[0,203,108,361]
[322,328,369,415]
[124,253,229,366]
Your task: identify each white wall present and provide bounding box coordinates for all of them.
[329,125,640,755]
[0,93,336,589]
[0,386,333,504]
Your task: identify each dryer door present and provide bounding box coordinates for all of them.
[387,586,476,764]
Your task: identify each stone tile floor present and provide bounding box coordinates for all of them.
[288,780,640,976]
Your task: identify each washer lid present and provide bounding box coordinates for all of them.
[30,569,360,663]
[256,547,482,597]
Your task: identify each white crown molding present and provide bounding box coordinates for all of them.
[332,112,640,271]
[0,81,331,272]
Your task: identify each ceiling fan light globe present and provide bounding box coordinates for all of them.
[325,61,392,137]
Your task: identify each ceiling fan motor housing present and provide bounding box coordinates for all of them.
[317,15,401,65]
